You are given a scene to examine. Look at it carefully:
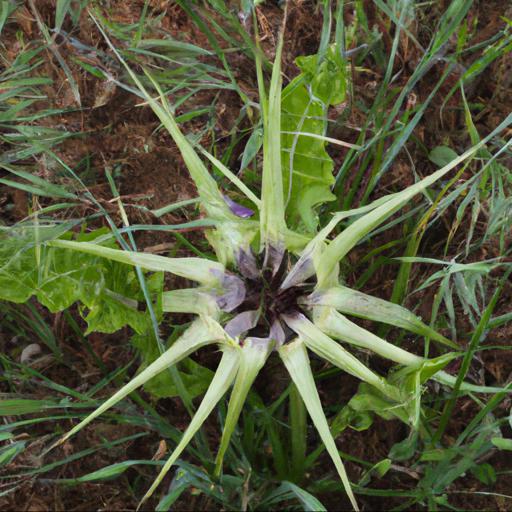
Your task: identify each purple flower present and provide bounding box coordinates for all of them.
[223,194,254,218]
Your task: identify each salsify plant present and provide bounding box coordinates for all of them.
[43,17,512,512]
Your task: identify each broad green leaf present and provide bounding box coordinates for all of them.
[0,228,163,334]
[279,339,358,511]
[51,318,226,450]
[311,286,457,349]
[214,338,271,475]
[347,384,410,424]
[281,46,347,233]
[316,113,512,288]
[139,346,240,509]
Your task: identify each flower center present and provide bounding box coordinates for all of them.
[233,249,314,340]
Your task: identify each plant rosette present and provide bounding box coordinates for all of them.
[10,15,510,511]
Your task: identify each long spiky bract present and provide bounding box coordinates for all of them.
[279,339,359,511]
[37,11,512,511]
[138,345,241,510]
[260,15,287,260]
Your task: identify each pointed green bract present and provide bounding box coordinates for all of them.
[260,27,286,249]
[50,318,226,450]
[282,194,404,289]
[162,289,220,317]
[312,306,424,367]
[138,346,241,510]
[214,339,271,475]
[284,313,400,401]
[316,113,512,288]
[309,286,457,349]
[279,339,359,511]
[48,239,224,285]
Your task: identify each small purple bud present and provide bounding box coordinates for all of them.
[223,194,254,218]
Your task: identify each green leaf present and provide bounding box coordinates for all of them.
[285,313,401,401]
[358,458,392,487]
[276,482,328,512]
[312,307,424,367]
[240,126,263,171]
[389,431,418,461]
[66,460,160,483]
[347,383,410,425]
[469,463,496,485]
[428,146,459,167]
[48,239,224,285]
[0,441,26,467]
[279,339,358,511]
[389,353,458,392]
[0,228,163,334]
[491,437,512,451]
[281,46,347,233]
[312,286,457,349]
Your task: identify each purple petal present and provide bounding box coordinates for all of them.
[270,319,286,348]
[215,273,246,312]
[225,310,259,338]
[236,248,260,279]
[223,194,254,218]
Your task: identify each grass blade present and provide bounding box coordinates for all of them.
[317,113,512,288]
